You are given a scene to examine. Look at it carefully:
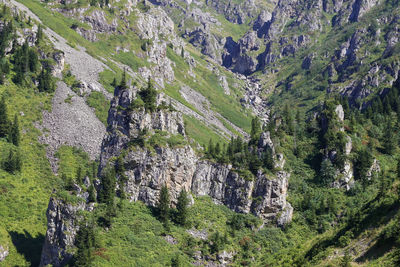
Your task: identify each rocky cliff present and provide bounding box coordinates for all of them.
[40,186,95,267]
[99,85,293,225]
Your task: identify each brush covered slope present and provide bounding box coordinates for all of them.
[0,0,399,266]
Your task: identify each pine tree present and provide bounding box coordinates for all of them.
[120,68,127,89]
[28,49,39,73]
[263,147,274,170]
[92,162,97,179]
[340,250,352,267]
[158,185,170,223]
[102,202,116,228]
[88,184,96,203]
[0,96,9,138]
[320,159,336,185]
[214,142,221,158]
[15,149,21,172]
[383,119,396,155]
[249,152,262,175]
[397,159,400,179]
[76,166,82,185]
[171,253,182,267]
[36,24,43,45]
[74,223,95,266]
[99,168,116,205]
[10,114,19,146]
[207,139,215,158]
[4,149,16,173]
[139,77,158,112]
[38,64,56,92]
[180,47,185,58]
[250,117,261,145]
[176,189,189,226]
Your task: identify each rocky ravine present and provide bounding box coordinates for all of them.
[39,85,293,267]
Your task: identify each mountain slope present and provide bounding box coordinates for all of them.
[0,0,400,266]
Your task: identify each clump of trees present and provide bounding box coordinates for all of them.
[128,77,158,113]
[0,96,22,173]
[73,221,96,266]
[205,117,275,177]
[157,186,191,228]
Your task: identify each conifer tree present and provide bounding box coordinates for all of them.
[38,64,56,92]
[10,114,20,146]
[207,139,215,158]
[139,77,157,112]
[214,142,221,158]
[88,184,96,203]
[92,162,97,179]
[250,117,261,145]
[158,185,170,223]
[176,189,189,226]
[76,166,82,185]
[74,223,95,266]
[120,68,127,89]
[383,119,396,155]
[4,149,18,173]
[397,159,400,179]
[0,96,10,138]
[28,49,39,73]
[263,147,274,170]
[99,168,116,205]
[36,24,43,45]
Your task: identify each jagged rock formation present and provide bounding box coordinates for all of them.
[320,104,380,190]
[40,185,95,267]
[319,104,355,190]
[99,85,293,225]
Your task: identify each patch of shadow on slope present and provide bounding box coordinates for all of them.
[36,81,106,173]
[9,230,45,267]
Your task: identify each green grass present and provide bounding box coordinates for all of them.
[86,91,110,126]
[99,69,118,94]
[55,145,92,182]
[91,196,265,266]
[183,115,227,148]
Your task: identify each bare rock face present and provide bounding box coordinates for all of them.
[99,86,293,225]
[39,196,92,267]
[0,245,8,262]
[122,145,198,206]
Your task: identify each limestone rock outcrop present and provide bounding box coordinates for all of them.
[99,86,293,226]
[39,194,94,267]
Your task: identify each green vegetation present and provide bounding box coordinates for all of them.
[86,91,110,126]
[205,117,275,178]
